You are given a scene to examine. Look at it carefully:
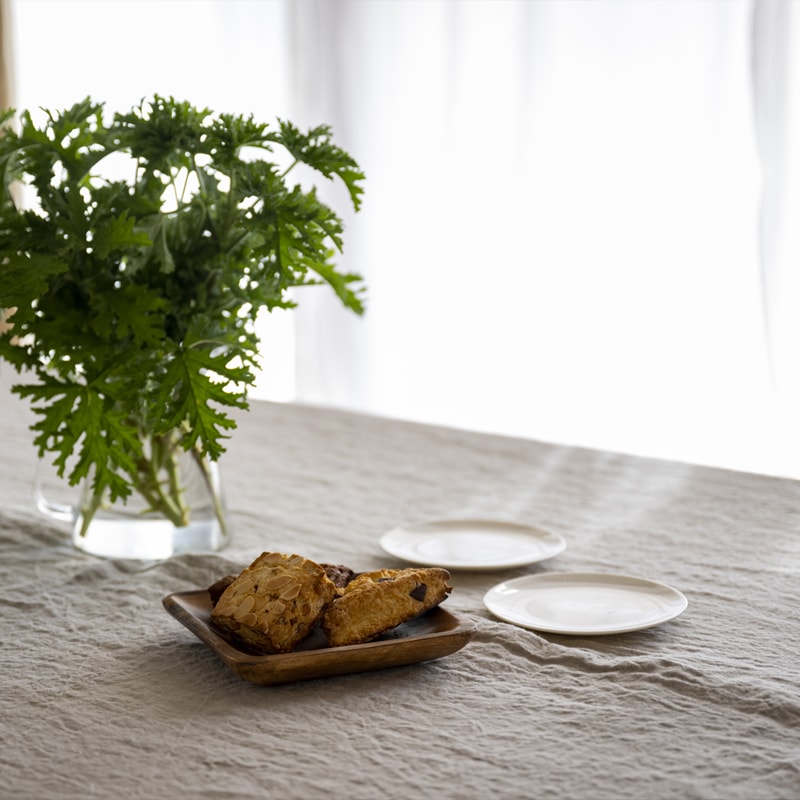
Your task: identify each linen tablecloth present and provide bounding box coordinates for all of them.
[1,371,799,800]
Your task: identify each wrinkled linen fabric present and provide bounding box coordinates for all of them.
[1,373,799,800]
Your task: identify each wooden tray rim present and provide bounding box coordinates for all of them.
[163,589,477,684]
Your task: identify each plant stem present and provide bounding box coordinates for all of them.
[192,446,228,537]
[76,434,195,534]
[134,435,190,526]
[76,488,104,539]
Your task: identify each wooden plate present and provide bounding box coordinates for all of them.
[162,590,477,685]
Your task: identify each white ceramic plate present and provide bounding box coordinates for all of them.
[380,519,566,571]
[483,572,688,635]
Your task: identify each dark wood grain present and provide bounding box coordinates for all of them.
[163,590,476,685]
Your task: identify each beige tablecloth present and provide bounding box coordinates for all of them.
[1,371,799,800]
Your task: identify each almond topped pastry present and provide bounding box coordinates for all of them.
[210,552,337,654]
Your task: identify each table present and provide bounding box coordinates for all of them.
[2,370,799,800]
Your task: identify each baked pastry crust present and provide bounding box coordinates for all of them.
[210,552,337,654]
[322,567,452,647]
[208,564,354,605]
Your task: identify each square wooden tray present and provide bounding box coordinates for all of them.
[163,590,476,685]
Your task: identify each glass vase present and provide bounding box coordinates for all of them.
[36,439,231,560]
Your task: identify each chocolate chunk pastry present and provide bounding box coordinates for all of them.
[322,567,452,647]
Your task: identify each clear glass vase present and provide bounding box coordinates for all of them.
[36,439,231,560]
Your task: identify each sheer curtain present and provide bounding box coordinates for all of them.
[288,0,795,475]
[4,0,800,477]
[752,0,800,474]
[0,0,11,112]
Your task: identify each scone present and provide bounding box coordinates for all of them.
[208,563,354,604]
[322,567,452,647]
[211,552,337,653]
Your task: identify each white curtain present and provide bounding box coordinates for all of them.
[0,0,12,112]
[287,0,797,475]
[7,0,800,477]
[752,0,800,472]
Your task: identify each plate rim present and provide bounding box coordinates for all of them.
[483,571,688,635]
[379,517,567,571]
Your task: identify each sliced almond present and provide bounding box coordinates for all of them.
[251,595,268,613]
[279,583,301,601]
[268,600,287,616]
[233,595,255,618]
[266,574,293,590]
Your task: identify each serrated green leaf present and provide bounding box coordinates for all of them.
[92,211,151,258]
[89,283,167,346]
[276,119,365,210]
[152,346,247,459]
[0,251,68,318]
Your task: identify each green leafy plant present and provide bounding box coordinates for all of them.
[0,96,365,533]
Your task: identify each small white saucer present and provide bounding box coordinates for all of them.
[379,518,566,571]
[484,572,688,635]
